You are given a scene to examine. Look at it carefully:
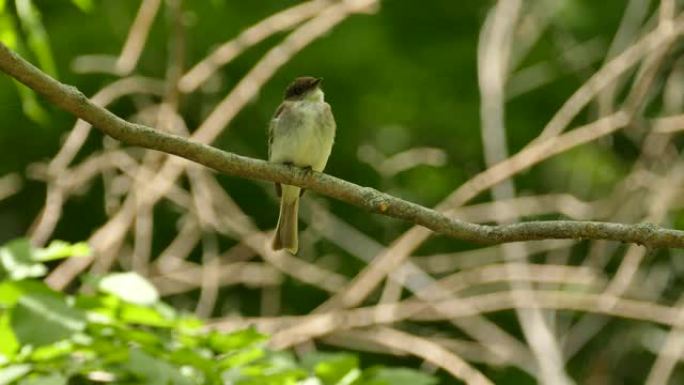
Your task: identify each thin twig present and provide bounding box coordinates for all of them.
[345,327,495,385]
[210,290,684,339]
[0,173,22,202]
[178,0,334,92]
[116,0,162,75]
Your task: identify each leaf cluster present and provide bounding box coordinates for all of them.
[0,239,438,385]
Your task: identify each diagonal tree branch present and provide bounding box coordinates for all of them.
[1,42,684,248]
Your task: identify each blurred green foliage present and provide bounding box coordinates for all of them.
[0,238,438,385]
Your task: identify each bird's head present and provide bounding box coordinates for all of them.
[284,76,324,101]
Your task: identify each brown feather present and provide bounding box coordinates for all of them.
[272,197,299,254]
[284,76,322,100]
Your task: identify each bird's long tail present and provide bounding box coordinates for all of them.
[272,185,300,254]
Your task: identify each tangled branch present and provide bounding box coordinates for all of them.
[1,42,684,248]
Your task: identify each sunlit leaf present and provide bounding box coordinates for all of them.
[30,340,74,362]
[218,347,264,369]
[0,312,19,359]
[125,349,193,385]
[299,379,323,385]
[115,327,162,346]
[0,14,17,49]
[233,366,307,385]
[0,364,31,385]
[11,292,86,346]
[75,294,118,322]
[176,315,203,333]
[0,238,46,280]
[0,0,6,12]
[0,281,22,306]
[14,0,57,77]
[366,368,438,385]
[303,353,360,385]
[98,272,159,306]
[153,301,177,319]
[119,303,171,327]
[0,239,89,279]
[168,348,218,382]
[0,11,49,125]
[17,372,67,385]
[70,0,92,12]
[0,280,52,307]
[34,240,90,261]
[209,328,268,353]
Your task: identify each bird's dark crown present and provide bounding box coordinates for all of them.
[284,76,322,100]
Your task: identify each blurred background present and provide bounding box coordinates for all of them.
[2,0,684,383]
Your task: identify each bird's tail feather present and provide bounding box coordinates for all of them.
[272,185,300,254]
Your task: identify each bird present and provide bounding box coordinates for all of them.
[268,76,336,254]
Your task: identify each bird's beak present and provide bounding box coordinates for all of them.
[313,77,323,87]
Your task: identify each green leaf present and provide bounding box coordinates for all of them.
[70,0,92,12]
[0,239,88,280]
[98,272,159,306]
[0,15,46,126]
[7,0,52,125]
[233,351,307,384]
[0,281,22,307]
[34,240,90,262]
[233,367,307,385]
[0,239,46,280]
[118,303,171,327]
[74,293,119,319]
[0,364,31,385]
[168,348,219,383]
[218,347,264,369]
[0,312,18,358]
[14,0,57,77]
[366,368,438,385]
[305,353,359,385]
[176,315,203,333]
[209,328,268,353]
[0,280,53,307]
[0,14,17,49]
[17,373,67,385]
[0,0,6,12]
[30,340,74,362]
[11,292,86,346]
[125,349,193,385]
[114,326,162,346]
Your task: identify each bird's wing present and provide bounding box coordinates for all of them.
[269,101,293,197]
[323,102,336,136]
[268,102,288,160]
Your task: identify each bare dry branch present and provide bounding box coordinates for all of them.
[3,43,684,249]
[343,327,495,385]
[210,290,684,340]
[178,0,334,92]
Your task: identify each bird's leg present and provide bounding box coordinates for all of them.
[299,165,313,197]
[275,161,295,197]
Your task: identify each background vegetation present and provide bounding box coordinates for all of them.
[1,0,684,384]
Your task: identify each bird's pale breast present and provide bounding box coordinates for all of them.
[269,100,335,172]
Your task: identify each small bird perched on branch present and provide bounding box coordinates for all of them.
[269,76,336,254]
